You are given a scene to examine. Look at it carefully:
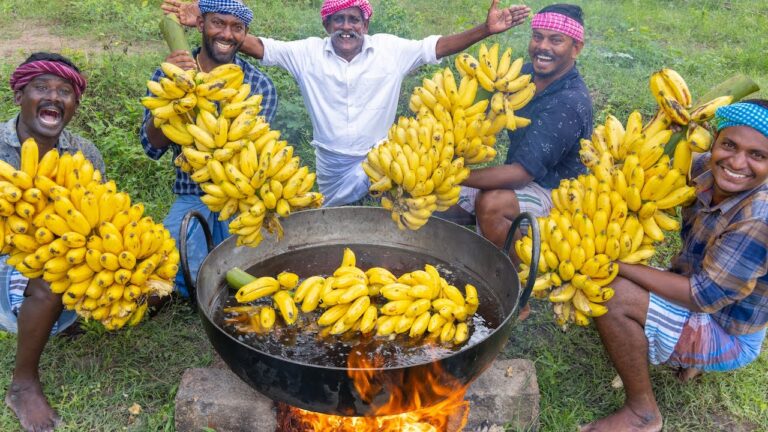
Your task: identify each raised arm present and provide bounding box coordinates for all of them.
[161,0,266,59]
[435,0,530,59]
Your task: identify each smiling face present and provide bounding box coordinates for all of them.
[709,125,768,204]
[14,74,78,143]
[324,7,369,62]
[528,28,583,80]
[198,13,248,65]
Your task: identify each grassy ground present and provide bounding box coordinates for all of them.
[0,0,767,431]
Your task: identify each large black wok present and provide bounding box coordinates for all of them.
[181,206,539,416]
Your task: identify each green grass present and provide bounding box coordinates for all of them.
[0,0,767,431]
[0,302,212,431]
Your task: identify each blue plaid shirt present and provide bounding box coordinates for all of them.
[505,63,592,189]
[671,154,768,335]
[140,49,278,195]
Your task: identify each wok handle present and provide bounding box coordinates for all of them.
[503,212,540,309]
[180,211,214,308]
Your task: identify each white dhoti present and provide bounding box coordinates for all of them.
[315,146,371,207]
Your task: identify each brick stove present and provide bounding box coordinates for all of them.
[175,357,539,432]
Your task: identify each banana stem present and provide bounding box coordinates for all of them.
[695,74,760,107]
[226,267,257,289]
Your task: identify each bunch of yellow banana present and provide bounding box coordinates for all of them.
[517,115,697,327]
[148,63,323,248]
[515,186,620,329]
[454,43,535,134]
[363,113,470,230]
[648,68,733,150]
[0,139,177,330]
[193,130,323,247]
[410,66,531,165]
[230,248,479,346]
[364,46,534,232]
[580,68,733,180]
[142,62,247,124]
[514,68,735,328]
[648,69,732,123]
[372,265,477,346]
[648,68,694,126]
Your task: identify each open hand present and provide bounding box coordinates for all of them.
[487,0,531,34]
[161,0,200,27]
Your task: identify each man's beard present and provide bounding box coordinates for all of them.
[203,37,241,64]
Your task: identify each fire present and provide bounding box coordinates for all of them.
[277,349,471,431]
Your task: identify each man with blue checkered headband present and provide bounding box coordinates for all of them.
[582,100,768,432]
[139,0,278,299]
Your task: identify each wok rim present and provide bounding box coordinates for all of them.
[197,207,521,372]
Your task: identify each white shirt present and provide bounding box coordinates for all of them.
[261,33,441,156]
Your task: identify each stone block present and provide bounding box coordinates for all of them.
[175,368,276,432]
[465,358,539,431]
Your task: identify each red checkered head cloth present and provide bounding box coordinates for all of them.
[9,60,87,101]
[531,5,584,43]
[321,0,373,21]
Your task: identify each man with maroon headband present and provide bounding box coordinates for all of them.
[0,52,105,432]
[161,0,531,206]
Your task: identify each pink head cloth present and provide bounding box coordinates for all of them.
[9,60,87,101]
[320,0,373,21]
[531,12,584,43]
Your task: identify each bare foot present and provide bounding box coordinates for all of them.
[580,405,662,432]
[517,303,531,321]
[676,367,702,383]
[5,378,61,432]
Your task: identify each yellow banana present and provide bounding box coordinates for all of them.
[549,283,576,303]
[659,68,692,108]
[686,123,713,153]
[655,186,696,209]
[690,95,733,122]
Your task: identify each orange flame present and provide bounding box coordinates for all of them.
[277,349,471,431]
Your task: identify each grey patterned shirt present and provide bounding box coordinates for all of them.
[0,116,105,174]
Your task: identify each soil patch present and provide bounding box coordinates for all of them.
[0,19,163,64]
[708,413,760,432]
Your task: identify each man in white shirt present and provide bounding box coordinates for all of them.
[162,0,531,206]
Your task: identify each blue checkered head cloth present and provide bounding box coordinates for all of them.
[716,102,768,139]
[199,0,253,27]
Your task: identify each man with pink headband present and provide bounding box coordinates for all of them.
[1,52,105,432]
[446,4,592,314]
[582,100,768,432]
[161,0,531,206]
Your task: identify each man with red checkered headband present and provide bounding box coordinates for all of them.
[446,4,593,303]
